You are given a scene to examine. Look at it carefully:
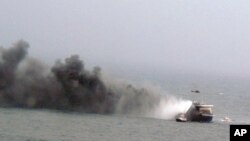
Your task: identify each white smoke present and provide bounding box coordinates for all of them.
[151,97,192,120]
[104,77,192,120]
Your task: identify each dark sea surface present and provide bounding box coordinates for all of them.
[0,108,229,141]
[0,74,249,141]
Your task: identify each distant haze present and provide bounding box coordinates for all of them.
[1,0,250,77]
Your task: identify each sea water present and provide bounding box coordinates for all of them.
[0,108,229,141]
[0,74,249,141]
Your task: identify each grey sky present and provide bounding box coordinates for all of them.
[1,0,250,77]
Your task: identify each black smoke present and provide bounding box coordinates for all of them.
[0,40,190,119]
[0,40,116,113]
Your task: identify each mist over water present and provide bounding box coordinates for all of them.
[0,40,191,120]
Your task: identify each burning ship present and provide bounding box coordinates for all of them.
[176,102,214,122]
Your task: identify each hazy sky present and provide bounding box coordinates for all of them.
[1,0,250,77]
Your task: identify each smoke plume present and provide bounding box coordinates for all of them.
[0,40,191,119]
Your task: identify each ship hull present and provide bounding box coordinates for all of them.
[192,114,213,122]
[176,102,214,122]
